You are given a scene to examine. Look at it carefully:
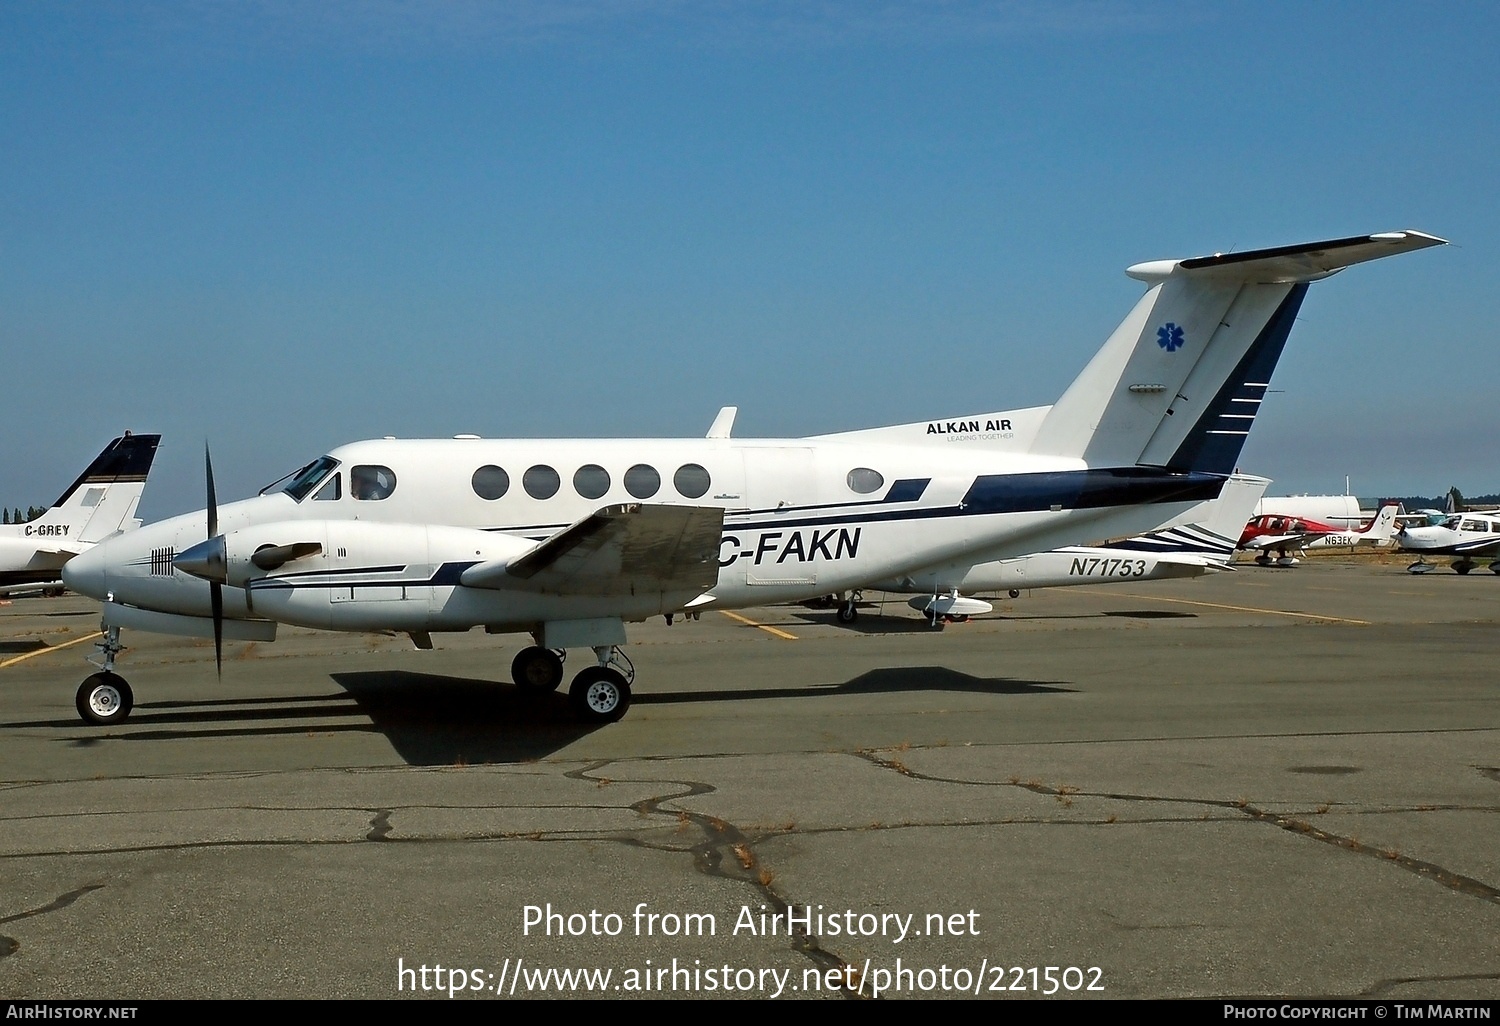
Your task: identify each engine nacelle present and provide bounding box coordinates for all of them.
[179,520,533,589]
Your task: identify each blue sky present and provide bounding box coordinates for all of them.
[3,1,1492,519]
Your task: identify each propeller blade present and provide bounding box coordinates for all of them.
[210,581,223,678]
[205,443,218,540]
[205,441,223,678]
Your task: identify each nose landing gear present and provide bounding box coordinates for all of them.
[76,625,132,725]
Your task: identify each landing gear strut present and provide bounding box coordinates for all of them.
[569,646,634,723]
[836,590,862,624]
[76,625,133,725]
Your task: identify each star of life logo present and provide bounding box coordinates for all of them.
[1157,323,1185,352]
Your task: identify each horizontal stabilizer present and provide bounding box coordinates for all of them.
[1127,230,1447,284]
[461,503,724,596]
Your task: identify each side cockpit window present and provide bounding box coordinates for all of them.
[313,474,341,501]
[352,465,397,501]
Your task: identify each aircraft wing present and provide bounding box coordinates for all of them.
[460,503,724,597]
[1241,533,1318,551]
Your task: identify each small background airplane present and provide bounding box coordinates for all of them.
[1397,505,1500,574]
[820,474,1272,624]
[0,433,161,597]
[1237,503,1399,566]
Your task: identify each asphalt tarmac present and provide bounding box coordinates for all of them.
[1,555,1496,1000]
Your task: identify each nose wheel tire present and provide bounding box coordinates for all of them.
[76,673,133,726]
[511,646,565,692]
[569,667,630,723]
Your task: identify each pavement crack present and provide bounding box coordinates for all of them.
[567,758,868,998]
[1239,806,1500,904]
[852,747,1500,906]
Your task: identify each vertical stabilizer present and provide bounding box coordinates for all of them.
[1031,231,1445,474]
[37,433,162,544]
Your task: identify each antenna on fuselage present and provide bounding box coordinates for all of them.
[706,406,738,439]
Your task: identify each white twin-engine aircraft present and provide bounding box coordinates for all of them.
[62,230,1445,726]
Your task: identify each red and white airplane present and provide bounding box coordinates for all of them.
[1238,503,1399,566]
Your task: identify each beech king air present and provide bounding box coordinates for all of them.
[854,473,1271,624]
[61,231,1444,726]
[0,433,160,597]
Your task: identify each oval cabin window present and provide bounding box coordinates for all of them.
[674,463,711,499]
[846,468,884,494]
[624,464,661,499]
[523,465,561,500]
[573,464,610,500]
[472,465,509,500]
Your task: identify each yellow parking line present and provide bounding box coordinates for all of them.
[1105,593,1370,625]
[719,610,798,640]
[0,631,103,669]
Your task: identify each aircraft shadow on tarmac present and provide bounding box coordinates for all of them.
[793,607,1197,633]
[15,667,1070,767]
[326,665,1072,765]
[1100,610,1197,619]
[0,640,49,654]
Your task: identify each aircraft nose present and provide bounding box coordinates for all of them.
[62,542,110,600]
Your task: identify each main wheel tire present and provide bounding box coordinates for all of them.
[76,673,133,726]
[1455,562,1473,576]
[569,667,630,723]
[511,647,565,692]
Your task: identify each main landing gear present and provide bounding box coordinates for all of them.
[568,647,634,723]
[510,646,566,692]
[512,638,633,722]
[75,625,132,726]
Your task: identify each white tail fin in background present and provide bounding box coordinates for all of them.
[1358,503,1400,543]
[1099,472,1271,563]
[27,433,162,547]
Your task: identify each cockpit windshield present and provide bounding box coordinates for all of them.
[270,456,341,502]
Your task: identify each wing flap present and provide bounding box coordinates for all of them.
[461,503,725,596]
